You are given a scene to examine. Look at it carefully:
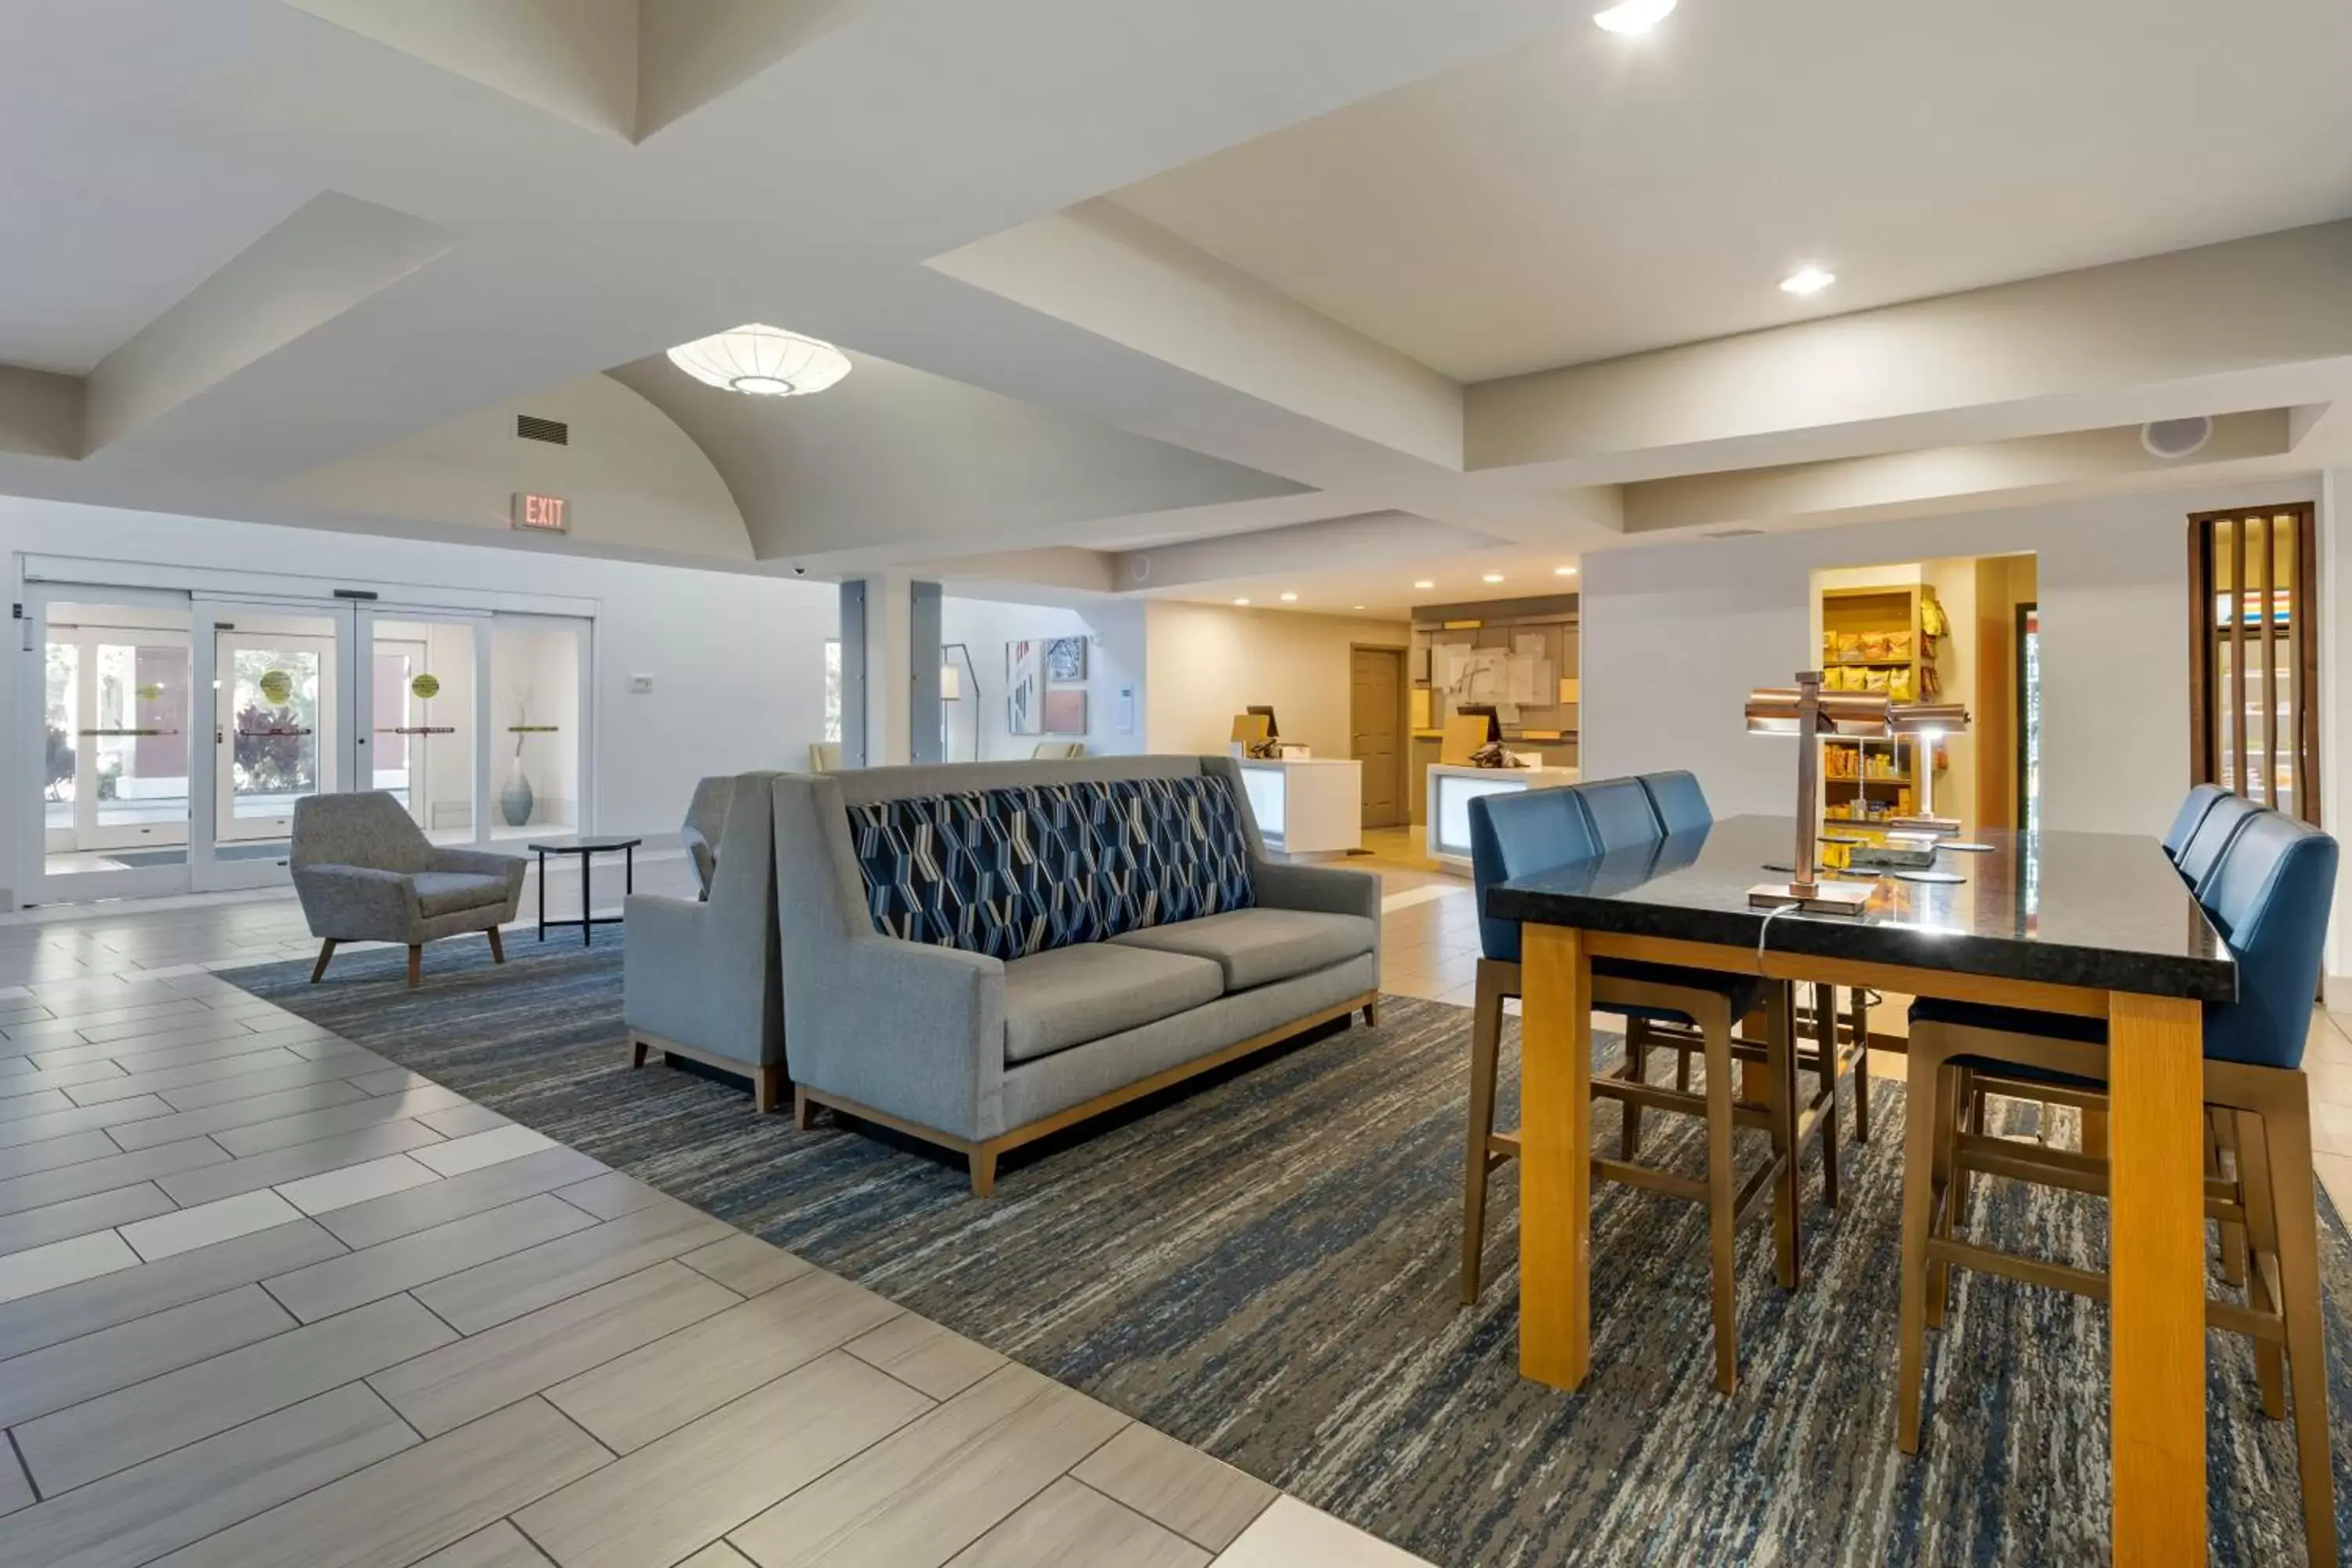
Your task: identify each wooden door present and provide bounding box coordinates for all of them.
[1351,646,1406,828]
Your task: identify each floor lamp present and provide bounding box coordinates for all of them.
[941,642,980,761]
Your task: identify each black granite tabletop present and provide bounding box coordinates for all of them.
[1485,815,2234,1002]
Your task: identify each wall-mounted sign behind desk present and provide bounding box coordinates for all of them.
[513,492,569,533]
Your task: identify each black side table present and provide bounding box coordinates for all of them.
[527,836,643,946]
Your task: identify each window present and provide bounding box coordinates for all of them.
[2188,504,2318,823]
[823,639,842,743]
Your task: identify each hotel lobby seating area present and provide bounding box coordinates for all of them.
[9,2,2352,1562]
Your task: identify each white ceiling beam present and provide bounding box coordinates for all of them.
[82,192,450,461]
[1621,412,2295,535]
[1468,222,2352,478]
[931,201,1465,471]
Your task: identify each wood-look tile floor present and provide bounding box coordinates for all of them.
[0,892,1433,1568]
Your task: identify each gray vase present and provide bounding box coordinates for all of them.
[499,757,534,827]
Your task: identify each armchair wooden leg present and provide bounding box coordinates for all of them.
[753,1063,783,1116]
[971,1145,998,1198]
[793,1086,818,1131]
[406,945,423,989]
[630,1036,650,1069]
[1462,958,1510,1305]
[487,927,506,965]
[310,939,337,984]
[1363,999,1381,1027]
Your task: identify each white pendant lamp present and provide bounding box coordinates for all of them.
[666,324,852,397]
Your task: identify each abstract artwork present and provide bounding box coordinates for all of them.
[1045,636,1087,683]
[1043,688,1087,735]
[1007,640,1044,735]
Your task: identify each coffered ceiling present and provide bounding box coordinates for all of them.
[0,0,2347,609]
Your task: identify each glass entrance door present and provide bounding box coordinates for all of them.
[371,615,482,843]
[34,596,195,898]
[214,618,339,847]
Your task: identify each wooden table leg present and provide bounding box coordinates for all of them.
[1520,923,1592,1391]
[2107,991,2206,1565]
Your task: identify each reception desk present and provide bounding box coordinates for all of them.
[1426,763,1581,872]
[1237,758,1362,858]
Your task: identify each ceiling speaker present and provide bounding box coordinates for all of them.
[2140,416,2213,459]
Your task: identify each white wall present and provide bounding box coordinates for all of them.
[1143,601,1410,760]
[0,496,836,901]
[1581,477,2319,839]
[937,595,1145,761]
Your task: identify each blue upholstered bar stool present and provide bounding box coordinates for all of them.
[2175,789,2262,893]
[2162,782,2230,863]
[1616,772,1872,1201]
[1896,811,2339,1566]
[1465,784,1802,1394]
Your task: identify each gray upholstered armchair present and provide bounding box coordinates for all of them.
[680,776,729,900]
[290,792,527,987]
[625,771,787,1111]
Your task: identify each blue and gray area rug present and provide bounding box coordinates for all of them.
[230,932,2351,1566]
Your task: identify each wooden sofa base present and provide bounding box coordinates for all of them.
[794,992,1381,1196]
[630,1030,786,1114]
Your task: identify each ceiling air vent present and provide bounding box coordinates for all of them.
[515,414,568,446]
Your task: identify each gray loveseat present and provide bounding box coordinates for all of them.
[771,754,1381,1194]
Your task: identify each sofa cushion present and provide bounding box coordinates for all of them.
[1110,908,1374,993]
[1002,943,1225,1065]
[408,870,514,919]
[849,774,1254,962]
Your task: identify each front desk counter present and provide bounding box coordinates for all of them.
[1425,763,1581,873]
[1236,758,1363,858]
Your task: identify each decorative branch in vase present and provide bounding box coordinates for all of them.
[501,694,560,827]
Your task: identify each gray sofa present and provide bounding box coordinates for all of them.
[290,791,526,987]
[624,772,787,1109]
[771,754,1381,1194]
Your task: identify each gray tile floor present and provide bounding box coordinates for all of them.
[0,885,1432,1568]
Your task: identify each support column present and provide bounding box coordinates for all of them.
[840,573,935,769]
[909,581,944,764]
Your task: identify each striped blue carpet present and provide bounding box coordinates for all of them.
[230,931,2351,1566]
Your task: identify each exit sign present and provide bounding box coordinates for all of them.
[512,493,568,533]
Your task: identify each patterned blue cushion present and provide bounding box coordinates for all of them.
[849,775,1254,960]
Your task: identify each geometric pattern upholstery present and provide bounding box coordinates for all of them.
[850,774,1256,961]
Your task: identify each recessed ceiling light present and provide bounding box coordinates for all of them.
[1483,573,1506,583]
[1279,592,1298,602]
[1593,0,1675,34]
[1352,604,1367,610]
[1555,565,1579,576]
[1232,597,1250,606]
[1780,266,1836,296]
[1414,579,1436,590]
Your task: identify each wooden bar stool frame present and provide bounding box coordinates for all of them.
[1896,1019,2335,1566]
[1462,955,1805,1394]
